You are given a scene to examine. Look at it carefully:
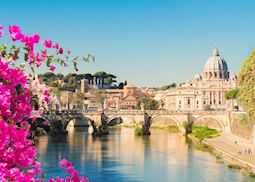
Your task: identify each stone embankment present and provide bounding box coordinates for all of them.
[203,134,255,175]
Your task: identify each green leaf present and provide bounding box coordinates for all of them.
[24,53,28,61]
[0,44,7,52]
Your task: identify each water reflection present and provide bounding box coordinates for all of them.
[37,127,255,182]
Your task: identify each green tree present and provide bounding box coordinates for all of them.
[237,49,255,123]
[94,71,107,85]
[56,73,64,80]
[51,87,60,99]
[38,72,56,85]
[94,92,105,108]
[159,83,177,90]
[94,71,107,77]
[104,75,117,85]
[73,91,85,110]
[225,89,239,100]
[137,97,158,110]
[63,73,77,83]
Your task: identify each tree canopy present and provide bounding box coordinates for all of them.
[159,83,177,90]
[237,49,255,123]
[38,71,120,91]
[225,89,239,100]
[73,91,85,110]
[137,97,159,110]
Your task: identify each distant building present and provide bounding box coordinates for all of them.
[60,91,75,109]
[81,82,141,110]
[160,48,239,111]
[139,87,156,99]
[118,83,138,109]
[59,75,157,111]
[80,79,89,93]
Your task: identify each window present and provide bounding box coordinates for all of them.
[187,99,191,105]
[197,100,199,104]
[179,100,181,104]
[219,101,221,105]
[204,101,206,105]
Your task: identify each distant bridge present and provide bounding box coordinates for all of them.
[43,109,233,133]
[80,110,231,133]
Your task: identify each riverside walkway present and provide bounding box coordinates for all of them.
[204,134,255,172]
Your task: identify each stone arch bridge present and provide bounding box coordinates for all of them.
[81,110,231,133]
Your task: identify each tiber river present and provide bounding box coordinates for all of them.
[37,127,255,182]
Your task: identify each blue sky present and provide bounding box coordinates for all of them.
[1,0,255,87]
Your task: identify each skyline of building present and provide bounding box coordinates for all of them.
[157,47,239,111]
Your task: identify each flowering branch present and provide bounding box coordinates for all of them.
[0,25,90,181]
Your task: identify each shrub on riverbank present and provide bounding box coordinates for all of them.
[150,125,179,132]
[192,126,219,141]
[168,125,179,132]
[227,163,241,170]
[135,126,143,136]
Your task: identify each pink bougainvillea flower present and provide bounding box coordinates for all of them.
[0,26,3,38]
[63,62,68,67]
[49,65,56,72]
[59,159,72,168]
[67,50,71,54]
[0,25,89,182]
[22,34,40,49]
[66,166,75,174]
[8,25,23,41]
[42,120,49,126]
[42,40,52,48]
[32,117,37,123]
[58,48,63,54]
[53,43,59,49]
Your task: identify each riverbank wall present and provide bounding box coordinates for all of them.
[230,112,252,140]
[203,139,255,175]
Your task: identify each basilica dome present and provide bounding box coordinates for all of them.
[204,48,228,72]
[203,48,229,80]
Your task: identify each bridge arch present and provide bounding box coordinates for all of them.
[192,115,225,132]
[107,116,136,126]
[65,115,90,129]
[151,115,182,129]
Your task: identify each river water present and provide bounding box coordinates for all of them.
[37,127,255,182]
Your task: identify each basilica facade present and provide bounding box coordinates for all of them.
[163,48,239,111]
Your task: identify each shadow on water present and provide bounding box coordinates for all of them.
[185,136,207,152]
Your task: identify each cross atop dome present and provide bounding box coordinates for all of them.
[212,47,219,56]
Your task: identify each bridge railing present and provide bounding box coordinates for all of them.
[45,109,230,116]
[45,109,231,115]
[81,109,229,115]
